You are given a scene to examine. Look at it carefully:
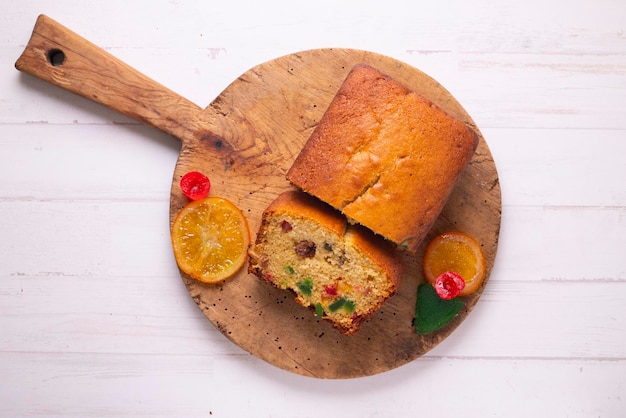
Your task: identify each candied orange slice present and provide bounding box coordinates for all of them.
[171,197,250,283]
[423,231,486,296]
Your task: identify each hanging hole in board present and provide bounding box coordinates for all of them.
[47,49,65,66]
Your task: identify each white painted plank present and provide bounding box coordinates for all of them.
[494,205,626,281]
[0,124,179,200]
[2,0,625,130]
[485,127,626,207]
[0,352,623,418]
[1,124,625,207]
[454,52,626,130]
[1,202,624,359]
[436,279,626,359]
[1,200,623,282]
[0,201,173,278]
[3,272,625,359]
[5,45,625,130]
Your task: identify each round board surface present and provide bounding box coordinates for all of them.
[169,48,501,379]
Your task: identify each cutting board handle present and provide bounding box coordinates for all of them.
[15,15,204,142]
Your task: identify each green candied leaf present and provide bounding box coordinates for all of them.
[328,297,355,313]
[284,265,295,275]
[328,297,346,312]
[414,283,466,335]
[343,299,355,314]
[315,303,324,317]
[297,278,313,296]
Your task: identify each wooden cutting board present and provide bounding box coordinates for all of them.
[16,15,501,379]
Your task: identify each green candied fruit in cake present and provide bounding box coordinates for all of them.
[343,299,355,314]
[297,278,313,296]
[328,297,355,314]
[328,298,345,312]
[414,283,466,335]
[315,303,324,317]
[284,265,296,275]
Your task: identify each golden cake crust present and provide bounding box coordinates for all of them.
[258,189,346,237]
[286,64,479,252]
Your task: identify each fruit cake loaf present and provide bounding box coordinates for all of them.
[286,64,479,252]
[248,190,404,335]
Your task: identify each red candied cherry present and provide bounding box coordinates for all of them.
[434,271,466,300]
[280,220,293,232]
[180,171,211,200]
[324,284,338,296]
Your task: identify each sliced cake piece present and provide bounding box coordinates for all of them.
[248,190,404,335]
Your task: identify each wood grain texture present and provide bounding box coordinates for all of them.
[15,15,202,140]
[2,351,624,418]
[14,17,501,378]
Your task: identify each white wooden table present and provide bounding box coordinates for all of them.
[2,1,625,416]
